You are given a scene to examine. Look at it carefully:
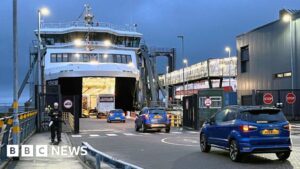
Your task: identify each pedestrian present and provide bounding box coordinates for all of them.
[49,102,62,144]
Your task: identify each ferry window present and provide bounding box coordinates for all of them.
[90,54,98,62]
[62,53,69,62]
[56,54,62,62]
[115,55,122,63]
[83,54,89,62]
[106,54,113,63]
[98,54,105,63]
[121,55,127,63]
[126,55,132,63]
[70,53,81,62]
[50,54,56,62]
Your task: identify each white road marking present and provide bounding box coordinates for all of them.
[71,135,82,138]
[171,132,182,134]
[106,134,118,136]
[187,131,199,134]
[123,133,136,136]
[161,138,199,147]
[89,134,100,137]
[139,133,151,135]
[81,129,116,132]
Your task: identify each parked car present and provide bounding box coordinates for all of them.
[135,107,170,133]
[200,106,292,162]
[89,109,98,118]
[107,109,126,123]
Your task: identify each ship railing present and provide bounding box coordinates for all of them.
[0,111,37,166]
[41,21,138,32]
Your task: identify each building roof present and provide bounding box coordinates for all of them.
[237,9,300,38]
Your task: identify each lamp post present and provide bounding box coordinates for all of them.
[165,66,169,108]
[183,59,188,99]
[282,13,296,119]
[12,0,20,147]
[37,7,49,131]
[225,46,231,87]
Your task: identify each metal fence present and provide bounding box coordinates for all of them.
[82,142,143,169]
[0,111,37,164]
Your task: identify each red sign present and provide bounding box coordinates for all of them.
[263,93,273,105]
[286,92,296,104]
[204,98,212,107]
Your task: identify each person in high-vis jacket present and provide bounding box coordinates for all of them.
[49,102,62,144]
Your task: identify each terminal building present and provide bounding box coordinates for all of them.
[236,9,300,119]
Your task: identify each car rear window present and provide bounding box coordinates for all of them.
[149,109,166,115]
[112,110,123,113]
[239,110,287,123]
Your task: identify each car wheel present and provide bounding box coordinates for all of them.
[200,133,211,152]
[107,120,111,123]
[135,124,140,132]
[123,120,126,123]
[142,123,147,133]
[276,152,290,161]
[229,140,242,162]
[165,128,170,133]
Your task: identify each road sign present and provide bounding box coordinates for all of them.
[286,92,296,104]
[263,93,273,105]
[204,98,212,107]
[64,100,73,109]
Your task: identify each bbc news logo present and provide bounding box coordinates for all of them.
[7,145,87,157]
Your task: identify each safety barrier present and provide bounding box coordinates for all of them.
[0,111,37,164]
[82,142,143,169]
[168,114,182,127]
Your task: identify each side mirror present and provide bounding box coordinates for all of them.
[208,117,215,125]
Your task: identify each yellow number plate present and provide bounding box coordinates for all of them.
[261,129,279,135]
[154,115,161,119]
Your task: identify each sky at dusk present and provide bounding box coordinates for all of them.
[0,0,299,103]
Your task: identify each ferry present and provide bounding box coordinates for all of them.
[39,5,142,117]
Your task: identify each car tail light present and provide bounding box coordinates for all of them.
[240,125,257,132]
[283,124,291,131]
[110,113,113,117]
[122,113,125,117]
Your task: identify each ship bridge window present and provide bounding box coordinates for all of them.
[50,53,132,65]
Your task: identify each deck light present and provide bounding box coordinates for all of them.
[74,39,83,47]
[103,40,112,47]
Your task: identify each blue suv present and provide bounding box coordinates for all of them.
[135,107,171,133]
[107,109,126,123]
[200,106,292,162]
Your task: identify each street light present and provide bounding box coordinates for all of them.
[40,7,50,16]
[182,59,188,99]
[177,35,185,65]
[225,46,232,87]
[282,12,295,119]
[281,13,295,90]
[165,66,169,108]
[37,7,50,131]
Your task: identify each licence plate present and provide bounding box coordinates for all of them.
[154,115,161,119]
[115,117,120,119]
[261,129,279,135]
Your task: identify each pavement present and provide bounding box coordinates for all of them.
[66,118,300,169]
[6,132,87,169]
